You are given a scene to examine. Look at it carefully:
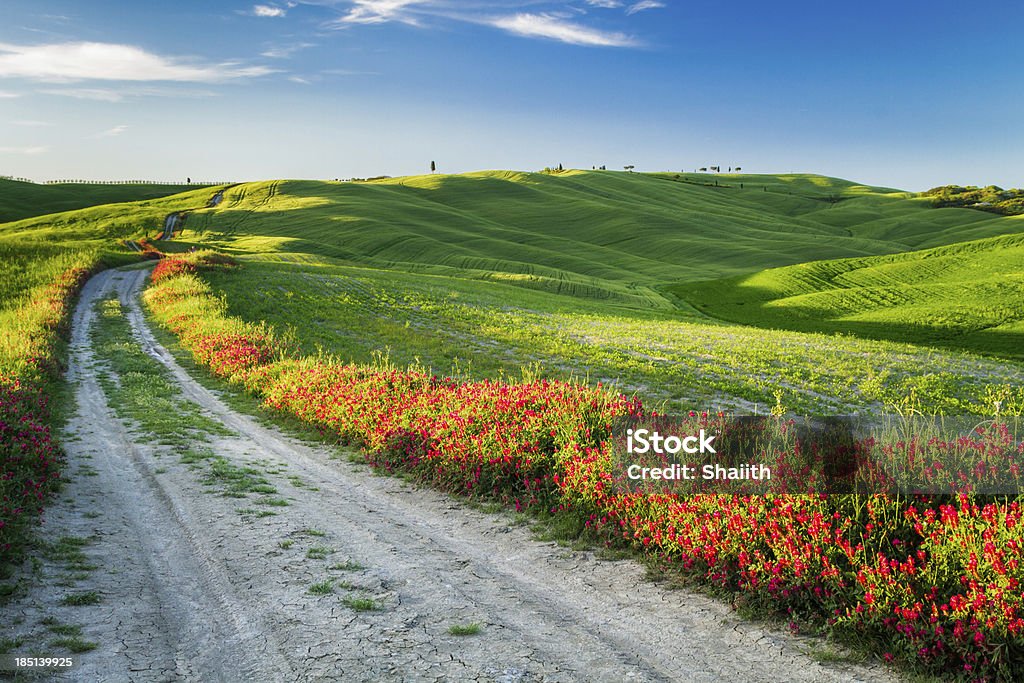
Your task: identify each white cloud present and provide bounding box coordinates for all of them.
[585,0,623,8]
[488,13,638,47]
[96,124,128,137]
[261,42,314,58]
[37,85,218,101]
[38,87,124,101]
[11,119,52,126]
[332,0,428,26]
[0,89,20,98]
[253,5,287,17]
[0,145,48,155]
[626,1,665,14]
[0,42,276,83]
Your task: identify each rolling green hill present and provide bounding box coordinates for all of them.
[0,178,198,224]
[163,171,1021,309]
[671,229,1024,359]
[3,169,1023,358]
[0,185,224,311]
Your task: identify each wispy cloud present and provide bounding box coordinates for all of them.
[95,124,128,137]
[330,0,429,26]
[261,42,315,58]
[38,87,124,101]
[626,1,664,14]
[11,119,52,126]
[0,89,20,98]
[253,5,287,18]
[326,2,646,48]
[0,42,276,83]
[0,145,49,155]
[38,86,219,102]
[488,13,638,47]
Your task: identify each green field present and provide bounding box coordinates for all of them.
[2,169,1022,413]
[0,178,198,223]
[673,231,1024,359]
[204,258,1022,415]
[0,185,225,311]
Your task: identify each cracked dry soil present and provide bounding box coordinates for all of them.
[4,268,898,682]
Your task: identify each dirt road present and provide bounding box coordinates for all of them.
[5,267,897,682]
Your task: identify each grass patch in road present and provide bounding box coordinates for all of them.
[45,623,82,637]
[0,638,24,654]
[49,636,97,653]
[447,623,482,636]
[308,580,334,595]
[204,458,277,497]
[60,590,101,606]
[91,296,229,444]
[328,560,363,572]
[43,536,97,573]
[306,546,333,560]
[278,540,294,549]
[342,595,380,611]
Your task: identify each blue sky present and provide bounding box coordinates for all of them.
[0,0,1021,190]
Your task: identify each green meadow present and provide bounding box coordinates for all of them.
[673,231,1024,359]
[0,177,196,223]
[1,169,1022,413]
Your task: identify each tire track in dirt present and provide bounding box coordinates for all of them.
[11,267,898,682]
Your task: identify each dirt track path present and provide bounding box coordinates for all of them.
[9,267,898,682]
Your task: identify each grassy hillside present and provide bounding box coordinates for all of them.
[672,229,1024,359]
[149,171,1020,310]
[0,185,225,315]
[203,256,1022,415]
[3,169,1022,360]
[0,178,198,224]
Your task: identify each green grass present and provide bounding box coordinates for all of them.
[6,169,1021,368]
[122,171,1023,308]
[45,624,82,636]
[203,258,1023,415]
[328,560,364,572]
[91,296,229,442]
[308,580,334,595]
[447,623,482,636]
[43,536,97,573]
[49,636,97,653]
[672,231,1024,359]
[0,178,198,224]
[60,590,101,606]
[306,546,334,560]
[0,637,24,654]
[342,595,380,611]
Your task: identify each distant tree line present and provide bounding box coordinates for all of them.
[924,185,1024,216]
[34,179,231,186]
